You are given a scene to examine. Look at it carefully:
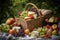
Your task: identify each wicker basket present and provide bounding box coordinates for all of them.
[19,3,52,30]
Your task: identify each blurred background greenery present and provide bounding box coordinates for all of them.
[0,0,60,24]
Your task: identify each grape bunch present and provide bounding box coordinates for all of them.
[13,26,25,37]
[0,24,10,32]
[20,11,28,18]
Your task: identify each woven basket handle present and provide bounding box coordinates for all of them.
[24,3,42,17]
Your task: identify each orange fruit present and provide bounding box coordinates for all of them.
[24,29,30,35]
[52,24,58,30]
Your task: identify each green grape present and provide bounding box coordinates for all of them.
[20,10,28,18]
[1,24,10,32]
[4,25,10,32]
[37,27,43,34]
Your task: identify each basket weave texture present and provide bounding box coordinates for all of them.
[19,3,52,30]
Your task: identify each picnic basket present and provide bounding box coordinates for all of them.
[19,3,52,30]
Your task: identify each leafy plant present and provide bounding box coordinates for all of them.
[0,0,60,24]
[0,0,28,24]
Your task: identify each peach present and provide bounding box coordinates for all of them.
[6,18,15,25]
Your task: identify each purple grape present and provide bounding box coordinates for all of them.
[13,29,25,37]
[12,33,18,37]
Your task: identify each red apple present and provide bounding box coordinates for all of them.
[54,17,59,22]
[46,25,51,29]
[28,15,33,19]
[9,29,16,34]
[6,18,15,25]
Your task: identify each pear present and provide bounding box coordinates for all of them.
[52,30,58,35]
[49,17,54,23]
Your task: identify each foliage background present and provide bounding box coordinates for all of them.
[0,0,60,24]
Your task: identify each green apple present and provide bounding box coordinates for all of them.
[37,27,42,33]
[52,30,58,35]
